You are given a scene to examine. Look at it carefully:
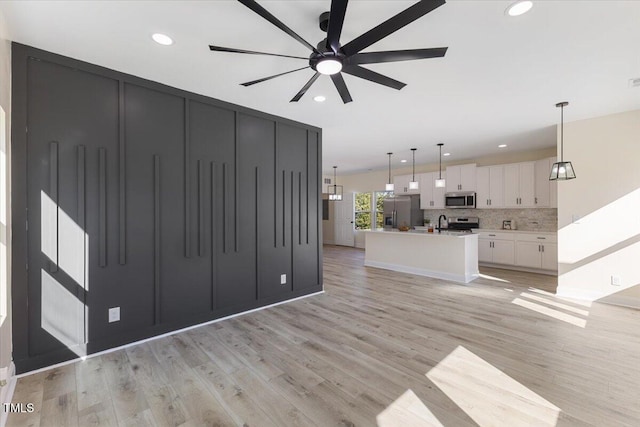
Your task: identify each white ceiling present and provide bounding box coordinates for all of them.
[2,1,639,174]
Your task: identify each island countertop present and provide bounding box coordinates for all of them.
[365,229,477,238]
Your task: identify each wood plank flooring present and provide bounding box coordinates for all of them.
[7,245,640,426]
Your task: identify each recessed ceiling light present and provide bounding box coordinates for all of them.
[313,95,326,103]
[506,1,533,17]
[400,159,408,163]
[443,152,451,157]
[152,33,173,46]
[498,144,508,148]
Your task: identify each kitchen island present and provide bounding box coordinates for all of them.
[364,230,479,283]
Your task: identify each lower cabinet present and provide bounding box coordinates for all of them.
[479,235,515,265]
[478,231,557,272]
[516,241,558,270]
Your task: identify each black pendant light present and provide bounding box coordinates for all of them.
[385,153,394,192]
[328,166,343,201]
[435,143,446,188]
[550,102,576,180]
[409,148,419,190]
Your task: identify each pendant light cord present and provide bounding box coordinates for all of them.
[411,149,416,181]
[387,153,392,184]
[333,166,337,192]
[560,104,564,162]
[439,144,442,179]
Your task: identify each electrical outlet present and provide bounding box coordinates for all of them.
[611,276,621,286]
[280,274,287,285]
[108,307,120,323]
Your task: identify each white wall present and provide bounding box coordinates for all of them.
[557,110,640,308]
[0,4,13,415]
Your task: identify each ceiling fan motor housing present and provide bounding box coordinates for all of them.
[319,11,330,32]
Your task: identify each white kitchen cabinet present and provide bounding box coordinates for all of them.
[393,174,419,195]
[476,165,504,209]
[504,162,535,208]
[534,157,558,208]
[446,164,476,192]
[477,232,515,265]
[515,233,557,270]
[420,171,446,209]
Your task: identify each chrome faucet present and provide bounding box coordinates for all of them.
[438,214,447,233]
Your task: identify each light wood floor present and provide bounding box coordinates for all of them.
[7,245,640,427]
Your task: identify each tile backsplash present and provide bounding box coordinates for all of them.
[423,208,557,232]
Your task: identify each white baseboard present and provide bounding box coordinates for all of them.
[0,362,16,427]
[16,290,325,379]
[365,260,478,284]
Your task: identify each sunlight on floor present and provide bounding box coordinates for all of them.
[512,298,587,328]
[528,287,593,308]
[519,292,590,316]
[426,346,560,427]
[478,273,511,283]
[376,389,444,427]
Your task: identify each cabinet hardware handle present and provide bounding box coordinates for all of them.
[542,245,544,252]
[489,234,496,236]
[535,197,538,204]
[537,237,546,239]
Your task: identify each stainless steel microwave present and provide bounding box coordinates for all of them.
[445,192,476,209]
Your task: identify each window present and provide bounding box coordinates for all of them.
[354,192,371,230]
[354,191,392,230]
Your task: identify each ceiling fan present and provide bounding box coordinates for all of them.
[209,0,448,103]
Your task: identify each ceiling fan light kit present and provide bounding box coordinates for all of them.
[550,101,576,181]
[210,0,449,103]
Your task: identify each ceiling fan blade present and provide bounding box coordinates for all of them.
[326,0,349,53]
[342,65,406,90]
[241,66,310,87]
[341,0,446,57]
[237,0,319,53]
[330,73,353,104]
[348,47,448,65]
[290,72,320,102]
[209,45,309,60]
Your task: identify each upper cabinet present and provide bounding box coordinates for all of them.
[534,157,558,208]
[504,162,535,208]
[420,172,447,209]
[393,174,420,195]
[446,164,476,192]
[476,165,504,209]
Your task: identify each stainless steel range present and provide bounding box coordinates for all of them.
[446,217,480,232]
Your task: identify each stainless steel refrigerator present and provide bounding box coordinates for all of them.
[383,195,423,229]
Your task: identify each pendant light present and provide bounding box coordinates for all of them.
[385,153,394,192]
[435,143,446,188]
[549,102,576,180]
[409,148,419,190]
[328,166,343,201]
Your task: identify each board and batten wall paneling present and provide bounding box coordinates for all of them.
[10,43,322,373]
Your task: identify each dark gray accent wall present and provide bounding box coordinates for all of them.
[11,44,323,373]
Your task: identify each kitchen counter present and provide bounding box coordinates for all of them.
[364,230,479,283]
